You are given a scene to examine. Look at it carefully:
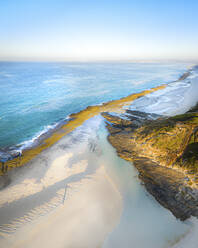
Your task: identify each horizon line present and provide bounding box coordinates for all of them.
[0,58,197,63]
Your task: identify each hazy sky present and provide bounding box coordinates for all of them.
[0,0,198,61]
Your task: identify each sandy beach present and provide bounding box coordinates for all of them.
[1,70,198,248]
[1,166,122,248]
[172,218,198,248]
[0,117,122,248]
[1,0,198,245]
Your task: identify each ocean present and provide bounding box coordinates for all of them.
[1,61,198,248]
[0,62,189,160]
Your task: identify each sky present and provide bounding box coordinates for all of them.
[0,0,198,61]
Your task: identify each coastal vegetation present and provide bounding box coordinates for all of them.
[102,104,198,220]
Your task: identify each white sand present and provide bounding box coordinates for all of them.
[1,115,195,248]
[0,117,122,248]
[171,217,198,248]
[1,166,122,248]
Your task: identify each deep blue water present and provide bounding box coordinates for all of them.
[0,62,188,156]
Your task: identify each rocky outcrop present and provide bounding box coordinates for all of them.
[102,109,198,221]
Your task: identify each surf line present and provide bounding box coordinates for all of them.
[1,84,167,175]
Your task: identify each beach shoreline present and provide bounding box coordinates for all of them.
[1,64,193,177]
[0,117,122,248]
[0,83,167,177]
[0,65,197,248]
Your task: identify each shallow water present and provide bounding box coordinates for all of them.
[129,66,198,116]
[0,62,188,153]
[0,62,196,247]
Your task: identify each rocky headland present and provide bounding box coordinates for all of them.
[102,103,198,221]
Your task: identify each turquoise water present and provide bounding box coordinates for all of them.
[0,62,188,157]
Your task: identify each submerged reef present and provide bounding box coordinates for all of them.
[102,105,198,221]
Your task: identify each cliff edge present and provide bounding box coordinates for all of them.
[102,105,198,220]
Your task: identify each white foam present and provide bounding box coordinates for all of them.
[129,71,198,116]
[16,116,70,151]
[15,125,57,152]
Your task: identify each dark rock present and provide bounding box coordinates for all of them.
[102,110,198,221]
